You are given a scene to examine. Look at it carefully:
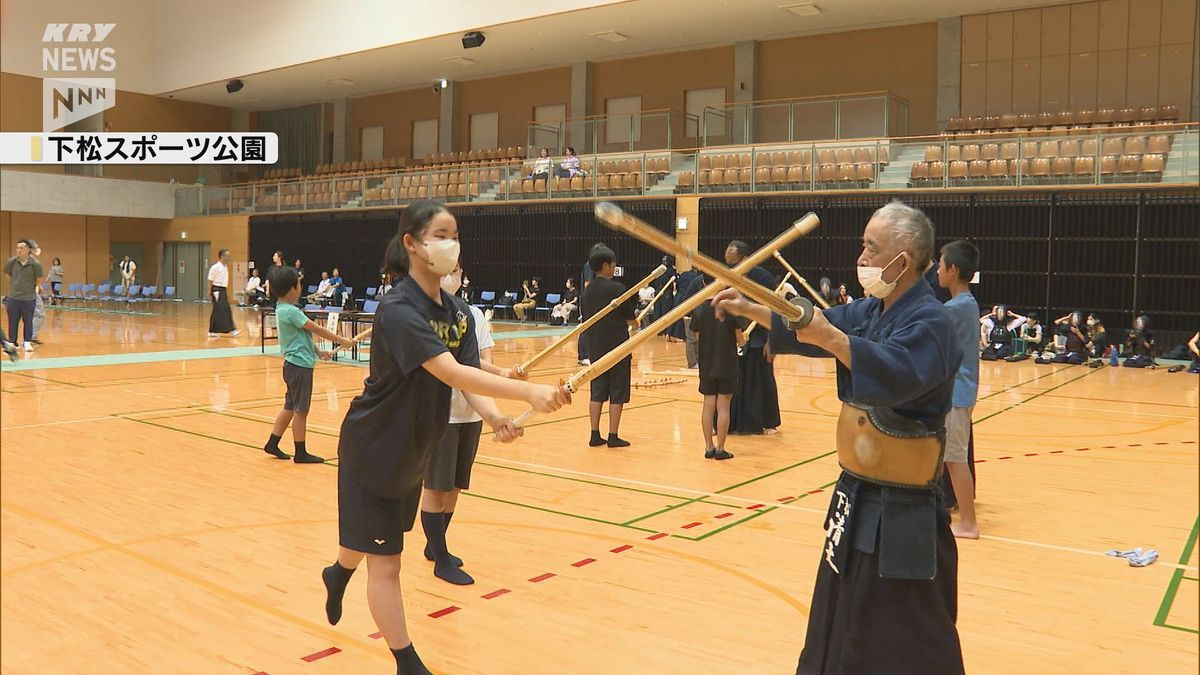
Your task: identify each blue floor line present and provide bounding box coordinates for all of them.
[0,346,280,372]
[0,326,571,373]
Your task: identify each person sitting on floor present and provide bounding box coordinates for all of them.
[1016,311,1044,357]
[980,305,1026,360]
[1188,332,1200,374]
[1086,313,1109,359]
[1121,315,1156,368]
[1043,311,1090,364]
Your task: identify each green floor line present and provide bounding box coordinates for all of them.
[212,406,746,507]
[620,450,837,527]
[976,365,1072,402]
[682,506,777,541]
[0,345,282,372]
[3,370,85,388]
[1154,515,1199,633]
[463,492,658,533]
[973,367,1101,425]
[474,460,742,507]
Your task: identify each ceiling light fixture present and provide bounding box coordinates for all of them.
[442,56,475,66]
[324,78,357,86]
[589,30,628,43]
[781,2,821,16]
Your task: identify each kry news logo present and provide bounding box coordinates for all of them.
[41,23,118,132]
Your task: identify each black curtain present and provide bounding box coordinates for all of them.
[249,200,676,302]
[698,187,1200,349]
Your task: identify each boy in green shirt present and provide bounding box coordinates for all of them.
[264,266,354,463]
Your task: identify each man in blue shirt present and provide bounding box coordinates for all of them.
[713,200,964,674]
[937,240,982,539]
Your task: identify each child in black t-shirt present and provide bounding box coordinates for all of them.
[319,200,570,675]
[580,244,638,448]
[691,291,745,460]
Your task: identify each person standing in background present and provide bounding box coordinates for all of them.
[3,239,42,352]
[207,249,239,337]
[47,257,64,306]
[119,254,137,298]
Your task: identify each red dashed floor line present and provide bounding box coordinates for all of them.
[300,647,340,662]
[977,440,1193,462]
[300,439,1199,664]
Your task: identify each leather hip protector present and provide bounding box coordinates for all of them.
[836,403,945,488]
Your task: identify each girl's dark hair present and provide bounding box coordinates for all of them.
[385,199,449,277]
[52,257,61,265]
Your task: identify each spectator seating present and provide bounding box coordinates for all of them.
[690,145,890,192]
[945,105,1178,135]
[910,132,1173,186]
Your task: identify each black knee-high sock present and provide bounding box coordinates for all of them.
[392,644,431,675]
[424,512,462,567]
[421,511,473,585]
[321,561,355,625]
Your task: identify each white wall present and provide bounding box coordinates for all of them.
[0,0,626,94]
[0,169,177,218]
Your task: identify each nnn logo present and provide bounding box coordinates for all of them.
[43,77,116,131]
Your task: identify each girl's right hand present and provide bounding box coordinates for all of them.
[527,382,571,412]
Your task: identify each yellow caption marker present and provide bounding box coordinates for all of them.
[30,135,42,162]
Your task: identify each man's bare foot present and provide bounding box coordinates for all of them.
[951,521,980,539]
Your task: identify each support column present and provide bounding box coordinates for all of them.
[674,197,699,271]
[332,98,347,162]
[438,81,459,154]
[936,17,962,132]
[732,40,756,144]
[569,61,593,153]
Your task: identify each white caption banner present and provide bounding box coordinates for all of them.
[0,132,279,164]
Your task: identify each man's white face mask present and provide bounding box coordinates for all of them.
[857,252,906,299]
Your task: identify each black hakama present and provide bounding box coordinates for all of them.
[729,346,781,432]
[209,287,236,334]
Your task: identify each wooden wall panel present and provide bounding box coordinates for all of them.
[987,60,1014,114]
[1097,50,1129,108]
[988,12,1014,60]
[1012,58,1042,112]
[1128,0,1163,49]
[1098,0,1130,50]
[1070,2,1100,54]
[1042,5,1072,56]
[1069,52,1099,110]
[1041,55,1071,112]
[1127,47,1161,108]
[962,61,988,116]
[1013,9,1043,59]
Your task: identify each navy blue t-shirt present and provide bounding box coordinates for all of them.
[338,274,480,498]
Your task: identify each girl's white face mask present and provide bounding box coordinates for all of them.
[857,252,905,299]
[440,268,463,295]
[421,239,460,276]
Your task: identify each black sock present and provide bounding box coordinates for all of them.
[293,441,324,463]
[607,433,631,448]
[392,644,431,675]
[264,434,288,459]
[421,511,473,585]
[321,561,355,625]
[589,430,606,447]
[425,512,463,566]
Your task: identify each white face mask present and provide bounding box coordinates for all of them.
[857,252,905,299]
[419,239,460,276]
[440,269,463,295]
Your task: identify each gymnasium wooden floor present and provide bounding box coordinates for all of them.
[2,303,1197,674]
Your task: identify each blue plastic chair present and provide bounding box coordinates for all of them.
[473,290,496,311]
[362,300,379,314]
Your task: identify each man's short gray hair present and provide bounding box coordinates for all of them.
[871,200,933,268]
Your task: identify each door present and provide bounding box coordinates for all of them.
[110,242,144,286]
[161,242,208,301]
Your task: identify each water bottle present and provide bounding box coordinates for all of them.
[1109,345,1119,366]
